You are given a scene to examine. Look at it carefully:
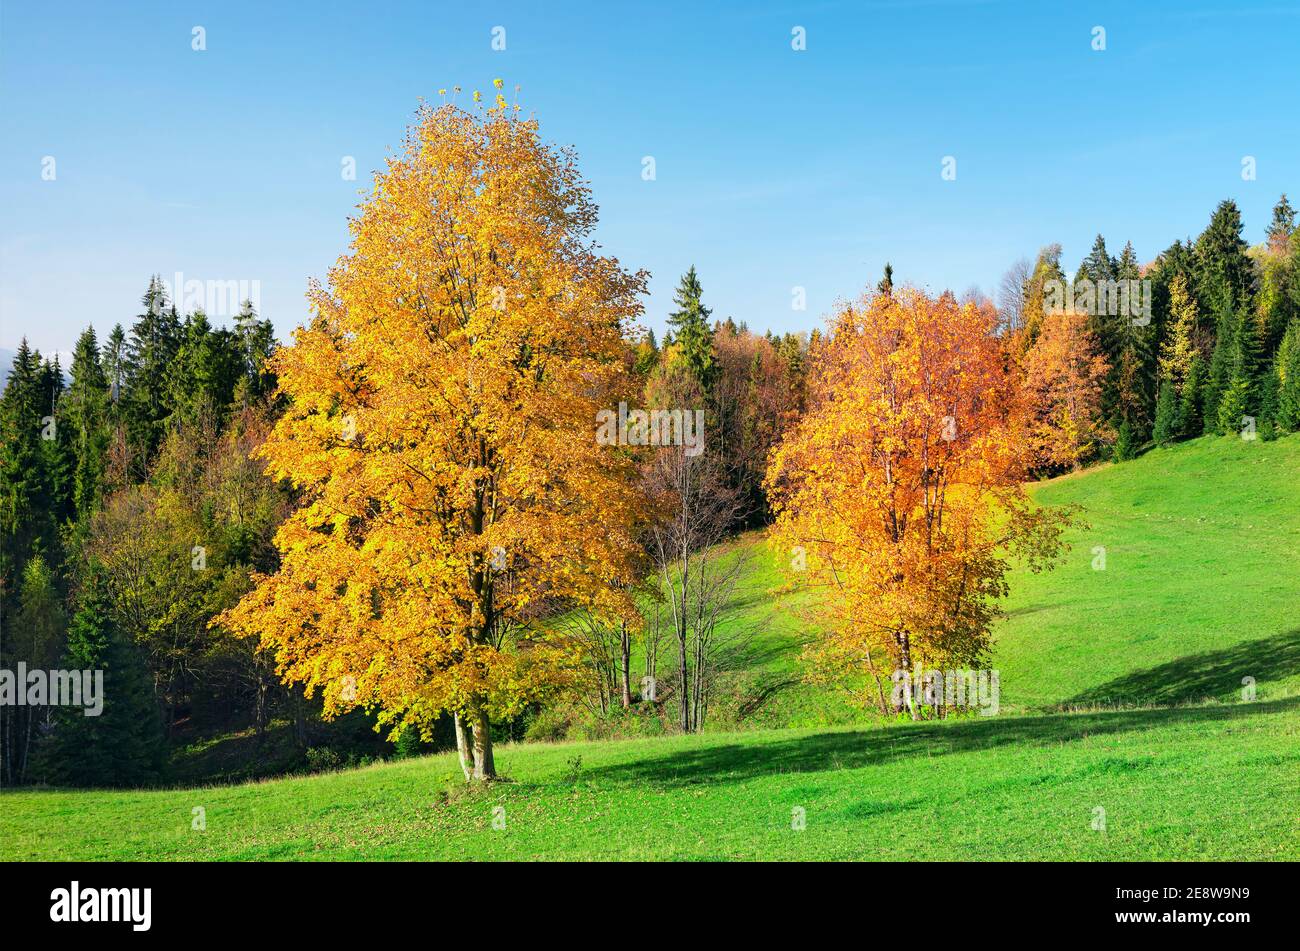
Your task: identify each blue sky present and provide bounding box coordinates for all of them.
[2,0,1297,353]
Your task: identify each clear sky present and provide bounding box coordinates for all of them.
[2,0,1297,354]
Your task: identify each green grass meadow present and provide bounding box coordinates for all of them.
[3,435,1298,860]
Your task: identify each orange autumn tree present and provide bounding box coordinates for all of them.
[1021,309,1110,471]
[218,89,648,781]
[765,287,1071,716]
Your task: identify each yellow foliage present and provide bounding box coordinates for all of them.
[218,99,648,742]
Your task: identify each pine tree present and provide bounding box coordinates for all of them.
[233,299,276,404]
[1194,201,1255,424]
[167,310,226,428]
[1081,234,1116,284]
[1256,206,1298,355]
[41,566,166,787]
[1218,298,1267,434]
[1256,363,1280,440]
[1180,355,1206,437]
[1275,319,1300,432]
[101,323,128,405]
[1112,241,1155,444]
[41,354,76,526]
[1112,419,1136,461]
[877,262,894,297]
[666,266,717,392]
[1268,194,1296,251]
[1216,376,1250,437]
[65,327,111,517]
[1078,235,1126,444]
[124,276,182,464]
[0,341,56,580]
[1204,304,1236,433]
[1194,200,1254,319]
[1152,380,1180,446]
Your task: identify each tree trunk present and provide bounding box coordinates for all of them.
[677,631,690,732]
[19,707,33,783]
[619,621,632,709]
[470,706,496,781]
[453,712,473,782]
[293,688,308,748]
[866,646,890,715]
[896,631,918,721]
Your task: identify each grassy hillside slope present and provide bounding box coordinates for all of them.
[3,435,1297,860]
[995,434,1300,711]
[2,699,1296,860]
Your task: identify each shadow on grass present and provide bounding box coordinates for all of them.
[583,696,1300,789]
[1061,628,1300,708]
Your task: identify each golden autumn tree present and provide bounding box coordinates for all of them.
[1021,309,1110,471]
[765,288,1071,716]
[218,88,648,780]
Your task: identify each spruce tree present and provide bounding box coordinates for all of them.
[1217,300,1267,434]
[1216,376,1251,437]
[1194,201,1255,424]
[1256,363,1280,440]
[40,354,76,526]
[41,567,166,787]
[167,310,225,428]
[1180,355,1206,437]
[1194,200,1254,319]
[633,329,660,376]
[1152,380,1180,446]
[66,326,111,517]
[1112,241,1155,444]
[1081,234,1116,284]
[0,341,55,578]
[666,266,717,392]
[1078,235,1125,444]
[233,299,276,403]
[101,323,128,405]
[1268,194,1296,251]
[1112,420,1136,461]
[1273,319,1300,432]
[877,262,894,297]
[1203,311,1231,432]
[124,276,182,464]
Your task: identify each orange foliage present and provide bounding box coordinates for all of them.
[1021,310,1110,470]
[765,288,1071,711]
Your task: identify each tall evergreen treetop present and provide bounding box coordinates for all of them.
[877,262,894,296]
[667,265,717,390]
[1081,234,1116,283]
[101,323,128,404]
[66,326,111,516]
[124,276,182,461]
[1268,194,1296,250]
[0,340,56,565]
[1194,199,1254,317]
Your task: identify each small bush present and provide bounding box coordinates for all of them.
[524,706,572,743]
[304,746,343,773]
